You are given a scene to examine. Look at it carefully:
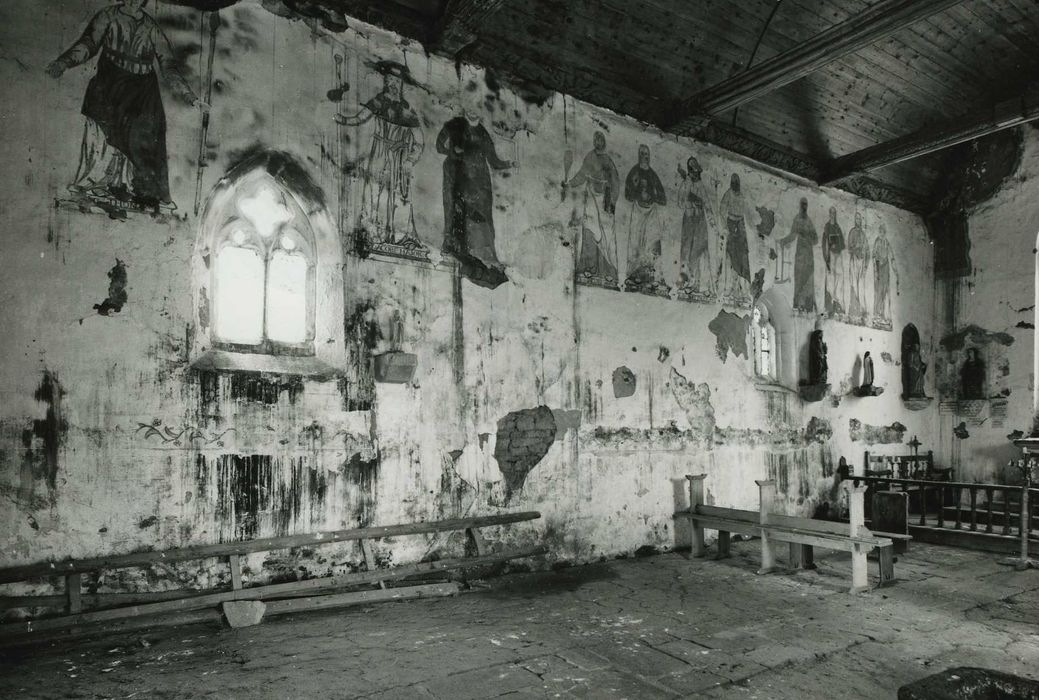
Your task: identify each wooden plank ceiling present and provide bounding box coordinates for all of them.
[328,0,1039,215]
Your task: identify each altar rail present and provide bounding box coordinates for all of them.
[843,475,1038,553]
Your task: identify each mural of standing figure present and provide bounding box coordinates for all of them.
[335,60,425,257]
[960,348,986,400]
[822,206,846,316]
[872,222,895,328]
[847,211,870,322]
[564,131,620,288]
[623,144,668,294]
[437,107,516,288]
[719,174,752,303]
[779,197,818,314]
[677,156,716,298]
[46,0,204,214]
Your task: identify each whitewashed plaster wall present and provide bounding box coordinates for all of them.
[0,1,937,588]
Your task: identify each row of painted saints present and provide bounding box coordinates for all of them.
[43,2,898,325]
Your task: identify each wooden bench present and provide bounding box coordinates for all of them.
[0,512,546,640]
[675,475,895,593]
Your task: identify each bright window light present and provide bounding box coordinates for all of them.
[238,185,292,239]
[215,246,265,344]
[266,250,308,343]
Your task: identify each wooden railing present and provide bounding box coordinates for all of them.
[843,475,1039,542]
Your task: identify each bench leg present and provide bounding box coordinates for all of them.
[849,545,869,594]
[758,533,777,574]
[789,543,816,570]
[877,545,895,587]
[715,531,731,560]
[691,522,707,558]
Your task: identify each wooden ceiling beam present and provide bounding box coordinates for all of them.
[663,0,964,133]
[428,0,510,55]
[822,86,1039,185]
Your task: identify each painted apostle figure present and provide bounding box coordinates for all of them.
[822,206,846,316]
[779,197,818,314]
[872,222,896,326]
[335,60,425,252]
[677,155,716,297]
[624,144,667,292]
[719,174,752,303]
[46,0,204,214]
[436,106,516,287]
[847,211,870,322]
[564,130,620,287]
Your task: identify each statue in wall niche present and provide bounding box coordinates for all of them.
[719,174,753,303]
[901,324,928,399]
[677,156,717,300]
[872,222,897,329]
[335,59,426,257]
[822,207,847,317]
[847,211,870,324]
[623,144,669,295]
[808,321,828,386]
[779,197,819,314]
[563,130,620,288]
[437,105,516,287]
[961,347,986,400]
[854,351,884,397]
[46,0,206,216]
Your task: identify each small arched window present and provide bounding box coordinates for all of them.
[752,305,778,381]
[192,153,346,377]
[212,181,316,354]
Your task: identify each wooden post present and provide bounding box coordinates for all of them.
[66,573,82,614]
[716,531,731,559]
[228,554,243,591]
[756,479,777,574]
[843,480,870,592]
[465,527,488,557]
[877,545,895,587]
[686,474,707,558]
[359,539,386,589]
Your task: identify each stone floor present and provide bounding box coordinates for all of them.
[1,542,1038,699]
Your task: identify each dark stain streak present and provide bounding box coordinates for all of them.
[223,146,327,208]
[940,324,1015,351]
[22,371,67,494]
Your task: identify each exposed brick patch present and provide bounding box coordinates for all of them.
[494,406,557,502]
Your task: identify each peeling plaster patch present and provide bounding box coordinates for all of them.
[138,515,159,529]
[198,288,210,329]
[849,418,906,445]
[668,368,715,439]
[657,346,670,363]
[707,310,751,362]
[804,417,833,444]
[755,206,775,238]
[93,259,128,316]
[448,449,463,463]
[493,407,556,502]
[257,0,350,32]
[940,324,1015,351]
[612,367,636,398]
[750,268,766,302]
[551,409,582,434]
[954,422,970,440]
[1016,321,1034,329]
[880,352,894,364]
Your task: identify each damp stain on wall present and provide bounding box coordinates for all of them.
[939,324,1015,351]
[849,418,907,445]
[668,368,715,439]
[612,367,636,398]
[93,259,128,316]
[21,370,68,495]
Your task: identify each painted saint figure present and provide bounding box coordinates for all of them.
[822,207,846,316]
[847,212,870,322]
[677,156,716,297]
[335,60,425,252]
[960,348,985,400]
[779,198,818,313]
[718,174,752,302]
[46,0,203,212]
[564,131,620,286]
[623,144,667,292]
[437,108,516,287]
[872,223,895,326]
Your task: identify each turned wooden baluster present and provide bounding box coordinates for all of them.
[1003,489,1013,536]
[969,487,978,531]
[954,487,963,529]
[986,486,994,534]
[919,483,927,526]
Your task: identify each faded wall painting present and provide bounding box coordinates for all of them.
[336,59,428,261]
[623,144,669,296]
[48,0,204,218]
[676,156,716,301]
[564,131,620,289]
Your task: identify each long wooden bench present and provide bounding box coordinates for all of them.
[0,512,546,640]
[675,475,895,593]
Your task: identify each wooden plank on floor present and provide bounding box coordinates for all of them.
[264,583,461,616]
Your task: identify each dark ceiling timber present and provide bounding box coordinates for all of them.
[429,0,509,55]
[663,0,965,134]
[823,86,1039,185]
